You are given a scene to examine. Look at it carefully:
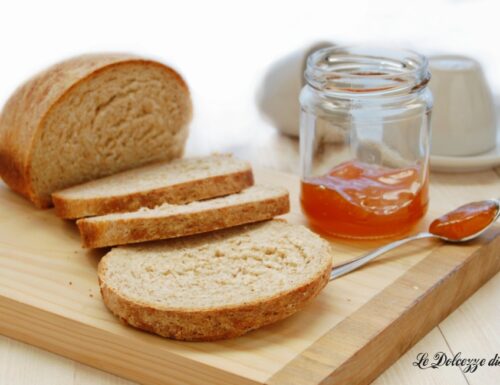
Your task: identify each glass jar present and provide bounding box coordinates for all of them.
[300,46,432,239]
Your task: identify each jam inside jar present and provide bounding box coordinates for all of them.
[299,46,432,239]
[301,160,429,238]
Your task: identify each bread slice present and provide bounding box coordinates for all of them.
[77,185,289,248]
[0,53,192,208]
[52,154,253,219]
[98,219,332,341]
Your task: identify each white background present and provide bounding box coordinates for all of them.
[0,0,498,154]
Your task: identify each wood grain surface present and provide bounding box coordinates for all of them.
[1,147,499,385]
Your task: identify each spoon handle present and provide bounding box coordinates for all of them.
[330,232,437,280]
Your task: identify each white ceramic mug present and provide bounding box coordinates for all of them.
[257,42,334,137]
[429,55,497,156]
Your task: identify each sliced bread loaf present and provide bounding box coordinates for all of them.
[77,185,289,248]
[52,154,253,219]
[0,54,192,208]
[98,219,332,341]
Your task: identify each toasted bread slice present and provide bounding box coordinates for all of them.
[52,154,253,219]
[77,185,289,248]
[98,219,332,341]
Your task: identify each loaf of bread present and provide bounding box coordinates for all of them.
[77,185,289,248]
[52,154,253,218]
[0,53,192,208]
[98,219,332,341]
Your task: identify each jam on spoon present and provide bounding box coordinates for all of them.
[330,199,500,280]
[429,200,499,241]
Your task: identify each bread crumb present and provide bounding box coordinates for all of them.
[265,246,277,255]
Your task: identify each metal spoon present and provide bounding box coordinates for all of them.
[330,199,500,280]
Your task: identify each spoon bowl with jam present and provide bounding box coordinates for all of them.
[330,199,500,280]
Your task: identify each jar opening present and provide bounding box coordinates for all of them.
[305,46,430,96]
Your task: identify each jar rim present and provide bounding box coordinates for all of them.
[305,45,430,96]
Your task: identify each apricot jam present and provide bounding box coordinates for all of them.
[429,201,498,241]
[301,160,428,239]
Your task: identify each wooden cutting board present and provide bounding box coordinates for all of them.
[1,167,499,385]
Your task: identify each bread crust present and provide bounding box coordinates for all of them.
[53,169,254,219]
[77,189,289,248]
[98,253,331,341]
[0,54,190,208]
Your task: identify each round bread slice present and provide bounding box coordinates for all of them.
[0,53,191,208]
[98,219,332,341]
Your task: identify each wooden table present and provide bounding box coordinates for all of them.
[1,126,499,385]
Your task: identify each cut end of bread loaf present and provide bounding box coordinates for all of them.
[52,154,254,218]
[98,219,332,341]
[0,54,192,208]
[77,185,289,248]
